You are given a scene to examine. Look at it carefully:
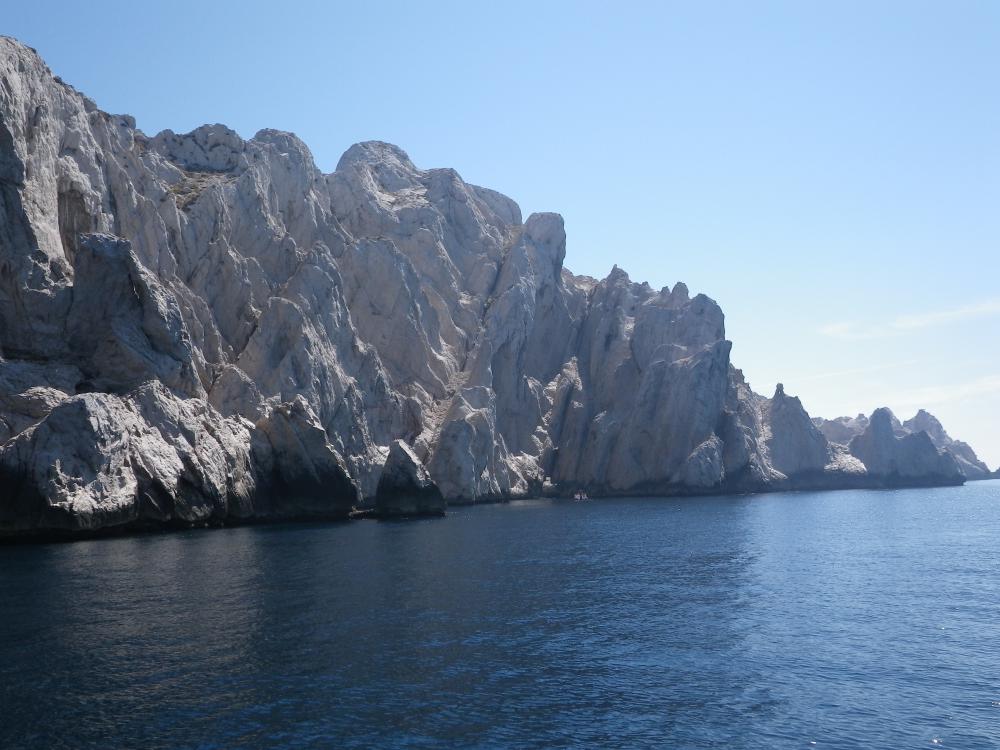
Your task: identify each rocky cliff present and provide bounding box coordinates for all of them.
[814,407,991,480]
[847,408,962,487]
[0,39,976,536]
[902,410,992,480]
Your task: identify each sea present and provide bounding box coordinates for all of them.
[2,481,999,749]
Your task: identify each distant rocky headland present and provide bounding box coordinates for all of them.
[0,38,993,538]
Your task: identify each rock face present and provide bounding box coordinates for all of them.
[252,397,361,517]
[815,407,990,481]
[760,384,868,488]
[766,384,831,478]
[814,413,869,446]
[0,383,253,533]
[848,408,962,487]
[902,410,991,480]
[375,440,445,517]
[0,37,985,536]
[0,382,360,536]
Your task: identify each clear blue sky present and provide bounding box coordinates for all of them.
[6,1,999,466]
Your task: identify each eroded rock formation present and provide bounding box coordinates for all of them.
[815,407,991,481]
[903,410,991,480]
[0,38,980,536]
[375,440,445,517]
[848,408,962,486]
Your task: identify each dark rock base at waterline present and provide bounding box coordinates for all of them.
[0,509,356,545]
[1,470,970,543]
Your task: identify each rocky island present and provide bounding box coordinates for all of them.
[0,38,993,538]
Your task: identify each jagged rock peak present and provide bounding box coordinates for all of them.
[869,407,896,431]
[904,409,946,442]
[252,129,318,166]
[149,124,245,172]
[816,406,988,481]
[0,36,55,81]
[765,383,830,478]
[903,408,991,479]
[522,212,567,272]
[607,264,630,283]
[848,408,962,486]
[335,140,416,173]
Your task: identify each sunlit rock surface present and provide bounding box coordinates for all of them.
[0,37,981,535]
[902,409,991,480]
[815,407,990,481]
[848,408,963,487]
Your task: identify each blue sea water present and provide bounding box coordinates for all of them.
[2,482,999,749]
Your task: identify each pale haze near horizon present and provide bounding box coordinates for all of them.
[5,1,998,466]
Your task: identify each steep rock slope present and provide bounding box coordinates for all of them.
[375,439,446,517]
[849,409,962,487]
[903,410,991,480]
[815,408,990,480]
[814,413,869,446]
[0,38,976,535]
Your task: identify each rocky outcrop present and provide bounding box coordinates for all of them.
[0,383,256,534]
[375,440,445,517]
[251,397,361,518]
[902,410,991,480]
[848,408,963,487]
[0,382,360,537]
[66,233,204,397]
[766,384,830,477]
[0,37,987,536]
[814,413,869,445]
[815,407,990,481]
[0,359,79,442]
[759,384,868,489]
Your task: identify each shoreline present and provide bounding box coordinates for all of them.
[3,476,990,546]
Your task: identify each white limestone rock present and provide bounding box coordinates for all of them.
[252,396,361,517]
[0,382,256,534]
[824,442,868,476]
[849,408,962,486]
[543,266,735,495]
[813,413,869,445]
[67,233,205,396]
[375,439,445,517]
[0,359,79,441]
[676,435,725,489]
[718,367,781,488]
[0,36,988,535]
[765,383,831,477]
[818,407,988,480]
[903,409,991,480]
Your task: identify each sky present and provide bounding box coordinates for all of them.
[5,1,999,466]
